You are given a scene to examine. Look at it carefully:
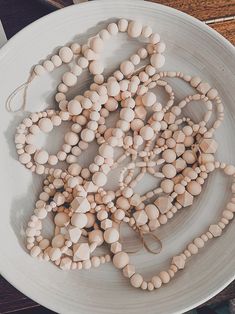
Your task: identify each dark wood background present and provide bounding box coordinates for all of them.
[0,0,234,313]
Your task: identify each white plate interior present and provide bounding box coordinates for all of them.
[0,1,235,314]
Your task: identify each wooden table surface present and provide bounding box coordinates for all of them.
[0,0,234,313]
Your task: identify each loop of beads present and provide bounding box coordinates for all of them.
[11,19,234,290]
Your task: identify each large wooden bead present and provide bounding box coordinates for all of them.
[104,227,119,243]
[59,47,73,63]
[38,118,53,133]
[113,251,129,269]
[128,21,142,38]
[130,273,143,287]
[150,53,165,68]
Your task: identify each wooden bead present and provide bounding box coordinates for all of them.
[130,273,143,287]
[150,53,165,68]
[104,227,119,243]
[120,61,134,77]
[113,251,129,269]
[187,181,202,196]
[59,47,73,63]
[118,19,128,32]
[159,271,170,283]
[128,21,142,38]
[162,164,176,179]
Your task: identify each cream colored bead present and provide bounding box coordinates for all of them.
[49,247,62,261]
[222,210,234,220]
[62,72,77,87]
[113,251,129,269]
[152,276,162,288]
[140,125,154,141]
[89,60,104,75]
[142,92,156,107]
[128,20,142,38]
[68,100,82,115]
[71,213,88,228]
[159,271,170,283]
[118,19,128,32]
[107,23,119,35]
[107,80,120,96]
[162,149,176,163]
[224,165,235,175]
[88,230,104,246]
[120,61,134,77]
[188,243,199,254]
[52,234,65,248]
[162,164,176,179]
[145,204,159,220]
[90,37,104,53]
[34,150,49,165]
[59,47,73,63]
[130,273,143,287]
[54,212,69,227]
[38,118,53,133]
[30,246,41,257]
[104,227,119,243]
[150,53,165,68]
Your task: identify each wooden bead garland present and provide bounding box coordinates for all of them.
[9,18,234,291]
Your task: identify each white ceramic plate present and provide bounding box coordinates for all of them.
[0,1,235,313]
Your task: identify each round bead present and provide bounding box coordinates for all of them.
[62,72,77,87]
[130,273,143,287]
[120,108,135,122]
[187,181,202,196]
[140,125,154,141]
[38,118,53,133]
[162,149,176,163]
[68,100,82,115]
[34,150,49,165]
[19,153,31,164]
[145,204,159,220]
[90,37,104,53]
[71,213,88,228]
[89,60,104,75]
[59,47,73,63]
[142,92,156,107]
[92,172,107,187]
[128,21,142,38]
[159,271,170,283]
[107,80,120,97]
[150,53,165,68]
[88,230,104,246]
[118,19,128,32]
[120,61,134,77]
[160,179,174,193]
[104,227,119,243]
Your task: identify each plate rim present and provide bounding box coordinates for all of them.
[0,1,235,313]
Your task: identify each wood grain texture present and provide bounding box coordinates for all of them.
[149,0,235,21]
[211,20,235,45]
